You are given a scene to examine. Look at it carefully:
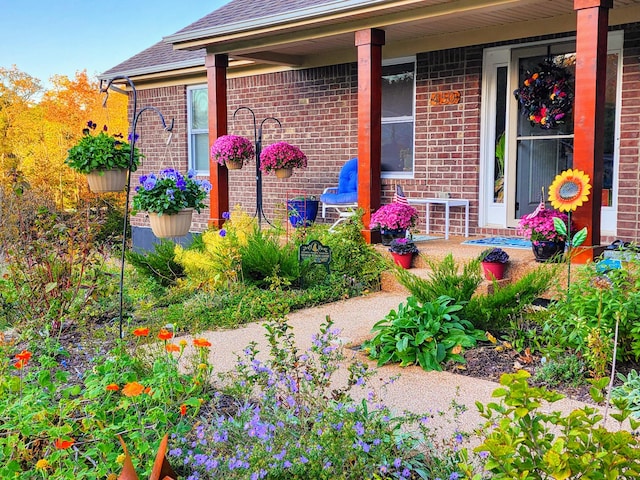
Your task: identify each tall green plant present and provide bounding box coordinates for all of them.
[394,253,482,304]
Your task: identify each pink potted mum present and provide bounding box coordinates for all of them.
[210,135,254,170]
[259,142,307,178]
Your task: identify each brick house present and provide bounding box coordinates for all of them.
[101,0,640,255]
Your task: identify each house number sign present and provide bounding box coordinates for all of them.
[430,91,461,105]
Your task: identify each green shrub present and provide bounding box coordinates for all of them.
[470,370,640,479]
[532,353,586,387]
[542,261,640,375]
[395,253,482,305]
[126,239,185,287]
[318,213,386,291]
[364,295,485,371]
[464,266,555,332]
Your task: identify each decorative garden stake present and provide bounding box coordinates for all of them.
[548,168,592,297]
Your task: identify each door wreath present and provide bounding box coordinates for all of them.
[514,62,573,130]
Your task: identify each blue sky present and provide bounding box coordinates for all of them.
[0,0,227,87]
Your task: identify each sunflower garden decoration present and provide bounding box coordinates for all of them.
[548,168,592,294]
[514,62,573,130]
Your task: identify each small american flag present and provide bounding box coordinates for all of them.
[525,187,546,219]
[393,185,409,205]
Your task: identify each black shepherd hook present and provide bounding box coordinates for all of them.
[100,76,174,339]
[233,106,281,227]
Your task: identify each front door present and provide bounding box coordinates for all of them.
[481,33,622,234]
[512,44,575,220]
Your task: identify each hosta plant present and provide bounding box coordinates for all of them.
[363,295,485,371]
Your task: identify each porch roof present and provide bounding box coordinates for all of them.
[101,0,640,83]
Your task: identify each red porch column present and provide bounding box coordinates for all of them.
[572,0,612,260]
[355,28,385,243]
[205,52,229,228]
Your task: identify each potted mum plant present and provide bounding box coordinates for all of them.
[369,203,419,245]
[478,247,509,280]
[388,238,419,269]
[517,206,573,262]
[132,168,212,238]
[259,141,307,178]
[210,134,254,170]
[65,120,141,193]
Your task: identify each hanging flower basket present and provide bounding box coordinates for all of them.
[513,61,573,130]
[259,142,307,177]
[86,168,128,193]
[210,135,254,170]
[148,208,194,238]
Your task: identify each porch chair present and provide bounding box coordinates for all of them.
[320,157,358,232]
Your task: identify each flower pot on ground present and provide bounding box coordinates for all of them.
[478,247,509,280]
[517,204,573,263]
[132,168,211,238]
[259,142,307,177]
[370,202,419,246]
[287,197,319,228]
[65,120,141,193]
[210,134,254,171]
[532,240,566,262]
[388,238,419,269]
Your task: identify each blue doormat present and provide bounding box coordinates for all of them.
[462,236,532,250]
[410,234,441,243]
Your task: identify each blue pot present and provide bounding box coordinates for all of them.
[287,199,319,228]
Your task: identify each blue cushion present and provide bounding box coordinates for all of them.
[337,158,358,194]
[320,191,358,204]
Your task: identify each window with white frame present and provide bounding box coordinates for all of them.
[187,86,209,174]
[381,58,416,176]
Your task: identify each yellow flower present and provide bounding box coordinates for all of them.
[549,169,591,212]
[35,459,50,470]
[116,453,126,464]
[107,474,118,480]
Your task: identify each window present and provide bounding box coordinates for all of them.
[381,59,416,176]
[187,86,209,174]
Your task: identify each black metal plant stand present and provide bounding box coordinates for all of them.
[233,106,281,227]
[100,76,174,339]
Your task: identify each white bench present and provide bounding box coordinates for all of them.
[407,198,470,240]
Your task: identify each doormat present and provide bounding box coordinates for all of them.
[409,234,441,243]
[462,236,532,249]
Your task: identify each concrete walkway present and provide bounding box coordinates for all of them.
[187,289,608,438]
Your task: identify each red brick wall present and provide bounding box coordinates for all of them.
[616,24,640,242]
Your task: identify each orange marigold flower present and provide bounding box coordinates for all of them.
[158,329,173,340]
[193,338,212,348]
[180,404,187,416]
[122,381,145,397]
[133,327,149,337]
[106,383,119,391]
[15,350,32,362]
[166,343,180,353]
[54,438,75,449]
[14,359,27,369]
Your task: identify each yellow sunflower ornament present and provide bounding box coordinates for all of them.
[548,169,591,212]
